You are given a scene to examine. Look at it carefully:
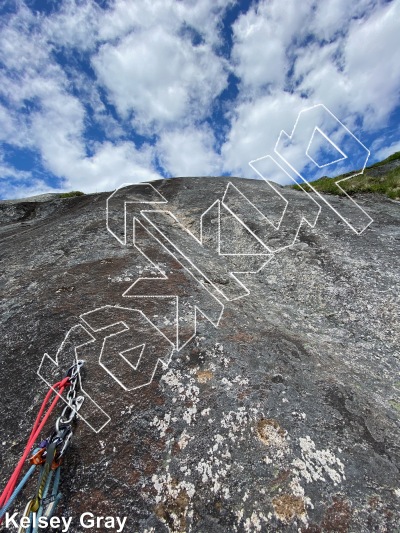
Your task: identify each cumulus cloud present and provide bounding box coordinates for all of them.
[43,0,101,51]
[221,92,306,180]
[0,1,163,196]
[157,126,222,177]
[222,0,400,180]
[343,0,400,127]
[92,27,228,133]
[94,0,233,48]
[231,0,311,95]
[0,0,231,198]
[372,139,400,162]
[0,0,399,199]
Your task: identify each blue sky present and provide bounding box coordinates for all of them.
[0,0,399,199]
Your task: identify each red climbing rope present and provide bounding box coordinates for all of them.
[0,376,70,509]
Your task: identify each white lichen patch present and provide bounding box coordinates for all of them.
[195,430,232,495]
[156,357,320,531]
[199,342,231,370]
[221,377,233,389]
[235,509,269,532]
[289,476,313,510]
[292,436,345,485]
[177,429,192,450]
[233,375,249,386]
[161,368,200,425]
[257,419,288,452]
[222,486,230,499]
[221,407,258,443]
[151,413,171,438]
[152,472,195,532]
[152,472,195,504]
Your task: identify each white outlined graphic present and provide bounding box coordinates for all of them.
[306,127,347,168]
[140,208,271,302]
[38,305,176,431]
[37,103,374,432]
[223,158,322,254]
[273,103,373,234]
[125,218,225,351]
[107,183,168,246]
[80,305,175,391]
[38,324,110,433]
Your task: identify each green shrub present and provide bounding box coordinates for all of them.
[58,191,85,198]
[288,152,400,200]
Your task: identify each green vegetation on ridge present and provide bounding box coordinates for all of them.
[289,151,400,200]
[58,191,85,198]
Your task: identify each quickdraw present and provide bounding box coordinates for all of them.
[0,361,84,532]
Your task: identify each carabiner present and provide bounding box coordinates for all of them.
[66,360,84,380]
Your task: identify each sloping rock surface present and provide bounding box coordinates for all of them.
[0,177,399,532]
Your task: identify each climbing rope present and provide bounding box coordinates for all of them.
[0,361,84,531]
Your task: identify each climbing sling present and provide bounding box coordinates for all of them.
[0,361,84,531]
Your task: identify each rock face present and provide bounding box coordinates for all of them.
[0,177,399,532]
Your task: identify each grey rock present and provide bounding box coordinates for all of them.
[0,177,399,532]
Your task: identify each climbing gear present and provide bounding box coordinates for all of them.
[0,361,84,531]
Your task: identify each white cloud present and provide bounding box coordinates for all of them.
[0,6,46,72]
[0,0,399,199]
[96,0,232,48]
[232,20,287,93]
[231,0,311,94]
[92,27,228,133]
[310,0,377,41]
[343,0,400,128]
[0,148,52,199]
[32,96,161,191]
[0,1,165,196]
[221,91,306,180]
[0,161,31,182]
[289,0,400,129]
[0,104,26,146]
[373,139,400,162]
[293,41,352,119]
[222,0,400,181]
[43,0,101,51]
[157,126,222,177]
[0,0,232,198]
[75,142,161,192]
[0,178,60,200]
